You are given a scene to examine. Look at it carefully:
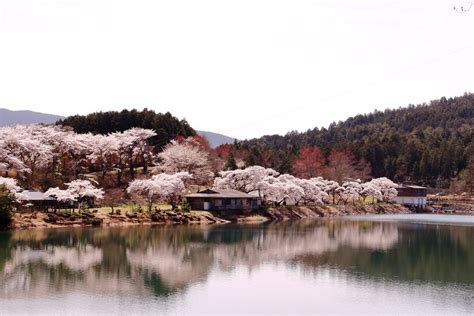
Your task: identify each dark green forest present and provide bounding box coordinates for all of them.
[57,94,474,189]
[57,109,195,148]
[237,93,474,188]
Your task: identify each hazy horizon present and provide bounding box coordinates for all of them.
[1,0,473,139]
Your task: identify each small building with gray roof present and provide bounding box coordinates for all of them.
[18,190,57,211]
[395,184,428,209]
[185,189,261,213]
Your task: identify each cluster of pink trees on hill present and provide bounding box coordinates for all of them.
[0,127,215,210]
[0,124,157,186]
[1,126,400,210]
[214,166,397,206]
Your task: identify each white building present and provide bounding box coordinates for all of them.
[394,185,427,209]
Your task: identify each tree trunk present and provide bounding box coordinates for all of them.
[117,169,123,186]
[129,161,135,179]
[142,153,148,174]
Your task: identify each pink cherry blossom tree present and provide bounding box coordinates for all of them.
[88,134,121,182]
[158,138,212,185]
[118,128,157,177]
[360,182,382,203]
[294,178,328,205]
[127,172,191,211]
[214,166,280,194]
[46,179,104,210]
[338,180,363,204]
[0,125,54,180]
[367,177,398,202]
[0,176,24,201]
[257,175,304,206]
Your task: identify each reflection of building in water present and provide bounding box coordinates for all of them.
[0,221,400,299]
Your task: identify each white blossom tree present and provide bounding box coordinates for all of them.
[126,178,160,211]
[44,187,78,203]
[308,178,340,204]
[127,172,191,211]
[0,125,89,180]
[367,177,398,202]
[0,140,29,175]
[128,128,157,174]
[360,182,383,203]
[0,176,24,201]
[214,166,280,194]
[158,138,212,185]
[295,178,328,205]
[117,128,157,177]
[0,124,157,186]
[276,174,327,205]
[0,125,54,179]
[338,180,363,204]
[88,134,120,182]
[46,180,104,209]
[257,175,304,206]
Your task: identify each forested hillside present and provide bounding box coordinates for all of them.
[235,94,474,188]
[57,109,195,148]
[54,95,474,190]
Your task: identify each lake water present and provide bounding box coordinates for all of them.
[0,215,473,315]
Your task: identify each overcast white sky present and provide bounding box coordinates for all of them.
[1,0,473,139]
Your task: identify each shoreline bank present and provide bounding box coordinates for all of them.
[4,204,417,231]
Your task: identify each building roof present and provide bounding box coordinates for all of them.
[396,184,427,190]
[185,189,258,199]
[20,190,55,201]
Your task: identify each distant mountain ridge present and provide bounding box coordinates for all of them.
[197,130,236,147]
[0,108,236,147]
[0,108,64,126]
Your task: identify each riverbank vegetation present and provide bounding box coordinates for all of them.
[0,122,408,230]
[1,95,473,230]
[0,123,400,207]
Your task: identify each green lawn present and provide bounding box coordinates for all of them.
[92,203,174,215]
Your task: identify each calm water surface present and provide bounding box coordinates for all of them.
[0,214,473,315]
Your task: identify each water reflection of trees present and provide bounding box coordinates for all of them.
[296,223,474,284]
[0,221,473,298]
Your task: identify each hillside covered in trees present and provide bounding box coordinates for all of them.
[57,109,195,148]
[54,95,474,190]
[234,94,474,189]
